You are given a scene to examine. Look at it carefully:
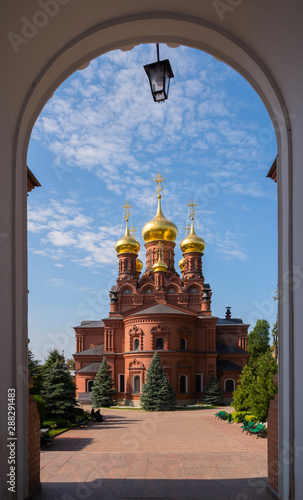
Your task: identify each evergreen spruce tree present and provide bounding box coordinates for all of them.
[28,349,44,395]
[42,357,78,419]
[203,373,224,406]
[140,352,176,411]
[232,363,255,412]
[91,358,116,408]
[248,351,278,422]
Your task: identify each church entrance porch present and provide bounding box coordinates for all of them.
[35,407,270,500]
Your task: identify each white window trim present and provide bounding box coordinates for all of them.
[179,374,187,394]
[224,378,235,392]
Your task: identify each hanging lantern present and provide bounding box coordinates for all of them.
[144,44,174,102]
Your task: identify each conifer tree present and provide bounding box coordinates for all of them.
[91,358,116,408]
[203,373,224,406]
[140,352,176,411]
[42,357,78,419]
[232,363,254,412]
[248,351,278,422]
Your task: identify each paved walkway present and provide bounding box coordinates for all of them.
[35,408,272,500]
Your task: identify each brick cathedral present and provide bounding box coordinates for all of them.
[73,174,249,405]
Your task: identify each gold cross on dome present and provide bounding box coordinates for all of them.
[157,240,163,258]
[184,224,191,236]
[187,199,197,220]
[153,173,165,196]
[122,201,132,221]
[130,226,137,237]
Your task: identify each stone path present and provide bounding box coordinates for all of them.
[35,408,271,500]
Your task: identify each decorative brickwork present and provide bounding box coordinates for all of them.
[267,373,279,497]
[28,377,41,497]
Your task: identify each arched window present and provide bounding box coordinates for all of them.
[156,338,164,350]
[134,338,140,351]
[167,287,176,294]
[189,287,199,294]
[133,375,140,394]
[122,288,131,295]
[225,379,235,392]
[144,288,153,294]
[180,338,187,351]
[169,250,172,267]
[125,260,128,271]
[180,375,187,394]
[149,250,152,267]
[87,380,94,392]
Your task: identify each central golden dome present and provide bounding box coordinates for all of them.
[115,220,140,255]
[142,195,178,243]
[180,219,205,254]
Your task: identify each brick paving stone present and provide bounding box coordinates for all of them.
[34,408,272,500]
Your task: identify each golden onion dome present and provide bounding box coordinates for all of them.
[180,218,205,254]
[115,220,140,255]
[179,257,184,272]
[153,256,168,273]
[142,195,178,243]
[136,258,143,273]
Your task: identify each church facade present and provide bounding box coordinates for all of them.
[73,175,249,405]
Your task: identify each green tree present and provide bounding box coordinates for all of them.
[42,356,78,419]
[272,288,278,361]
[203,373,224,406]
[247,319,270,360]
[91,358,116,408]
[44,348,65,368]
[28,349,44,395]
[232,363,255,412]
[248,351,278,422]
[140,352,176,411]
[66,357,75,370]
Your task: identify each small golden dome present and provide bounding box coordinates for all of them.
[142,195,178,243]
[115,220,140,255]
[179,257,184,272]
[136,258,143,273]
[180,219,205,254]
[153,257,168,273]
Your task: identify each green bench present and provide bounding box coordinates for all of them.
[241,420,255,433]
[215,411,227,420]
[247,423,266,438]
[40,431,53,448]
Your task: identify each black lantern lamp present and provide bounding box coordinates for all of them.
[144,44,174,102]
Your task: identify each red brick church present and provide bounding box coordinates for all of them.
[73,174,249,405]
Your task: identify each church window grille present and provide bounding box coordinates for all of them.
[133,375,141,394]
[180,338,187,350]
[196,374,203,393]
[179,375,187,394]
[225,379,235,392]
[134,338,140,351]
[156,338,164,350]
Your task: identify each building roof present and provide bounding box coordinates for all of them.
[216,318,245,325]
[74,344,104,356]
[75,320,104,328]
[76,362,101,373]
[217,360,243,372]
[130,304,195,316]
[216,342,247,354]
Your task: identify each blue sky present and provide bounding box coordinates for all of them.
[27,44,277,363]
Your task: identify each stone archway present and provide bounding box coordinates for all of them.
[1,3,302,499]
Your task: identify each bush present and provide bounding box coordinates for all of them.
[244,414,259,423]
[231,411,247,423]
[33,395,45,425]
[43,418,68,428]
[73,407,84,417]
